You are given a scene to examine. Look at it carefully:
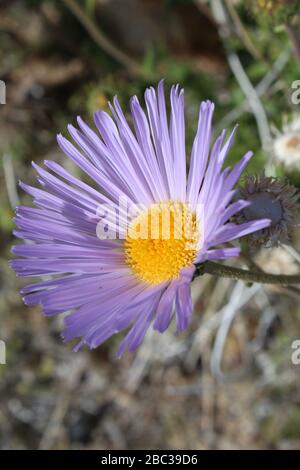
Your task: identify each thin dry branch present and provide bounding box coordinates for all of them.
[62,0,143,77]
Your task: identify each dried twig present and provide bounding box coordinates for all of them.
[217,47,290,129]
[62,0,143,77]
[38,358,85,450]
[282,243,300,265]
[224,0,262,60]
[210,281,261,379]
[211,0,272,152]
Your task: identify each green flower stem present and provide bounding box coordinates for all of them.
[195,261,300,285]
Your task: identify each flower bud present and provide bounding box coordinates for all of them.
[236,174,299,248]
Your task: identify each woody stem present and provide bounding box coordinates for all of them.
[195,261,300,285]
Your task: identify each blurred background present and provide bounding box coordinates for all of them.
[1,0,300,450]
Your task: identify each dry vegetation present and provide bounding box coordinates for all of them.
[1,0,300,449]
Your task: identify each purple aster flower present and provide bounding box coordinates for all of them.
[11,81,270,356]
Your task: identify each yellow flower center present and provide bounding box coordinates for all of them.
[286,135,300,150]
[125,202,199,285]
